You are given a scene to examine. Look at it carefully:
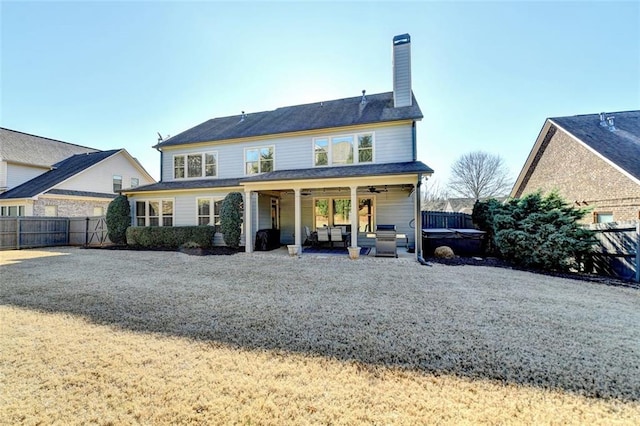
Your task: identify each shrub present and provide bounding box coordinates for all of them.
[472,198,504,255]
[220,192,243,249]
[106,195,131,245]
[126,226,215,249]
[474,191,595,271]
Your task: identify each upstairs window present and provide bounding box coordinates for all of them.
[332,136,354,165]
[358,134,373,163]
[174,156,185,178]
[187,154,202,178]
[131,178,139,188]
[314,139,328,166]
[113,175,122,192]
[245,146,274,175]
[174,152,217,179]
[313,132,374,166]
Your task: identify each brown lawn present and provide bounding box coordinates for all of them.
[1,247,639,424]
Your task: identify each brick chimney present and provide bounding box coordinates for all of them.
[392,33,412,108]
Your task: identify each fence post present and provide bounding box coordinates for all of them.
[85,217,89,246]
[16,217,21,249]
[636,221,640,283]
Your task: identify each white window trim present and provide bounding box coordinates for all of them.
[113,175,123,192]
[173,152,218,180]
[1,205,26,217]
[196,197,224,228]
[312,132,375,167]
[135,198,175,227]
[244,145,275,176]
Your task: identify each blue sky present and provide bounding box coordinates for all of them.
[2,1,639,184]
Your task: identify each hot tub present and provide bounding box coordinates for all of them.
[422,228,486,256]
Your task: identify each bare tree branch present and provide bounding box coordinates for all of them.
[421,177,449,210]
[447,151,514,199]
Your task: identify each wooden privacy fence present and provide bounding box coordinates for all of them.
[422,211,474,229]
[0,216,110,250]
[587,221,639,283]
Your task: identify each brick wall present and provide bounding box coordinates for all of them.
[515,125,640,222]
[33,197,112,217]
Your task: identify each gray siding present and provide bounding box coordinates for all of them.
[130,186,416,248]
[393,42,412,108]
[160,123,414,181]
[374,189,416,247]
[7,163,48,189]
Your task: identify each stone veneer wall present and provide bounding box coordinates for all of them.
[515,125,640,222]
[33,198,112,217]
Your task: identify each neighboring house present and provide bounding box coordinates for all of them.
[123,34,434,256]
[0,147,155,217]
[423,197,507,214]
[444,198,476,214]
[511,111,640,223]
[0,127,98,193]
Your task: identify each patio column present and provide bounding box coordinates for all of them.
[350,185,358,247]
[415,175,423,261]
[244,190,253,253]
[294,188,302,249]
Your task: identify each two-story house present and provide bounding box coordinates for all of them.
[123,34,434,257]
[0,128,97,194]
[0,128,155,217]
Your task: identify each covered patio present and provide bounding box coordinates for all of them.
[240,162,432,260]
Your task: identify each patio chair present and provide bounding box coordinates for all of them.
[316,227,330,247]
[330,227,347,248]
[304,226,317,246]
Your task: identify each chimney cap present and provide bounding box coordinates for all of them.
[393,33,411,45]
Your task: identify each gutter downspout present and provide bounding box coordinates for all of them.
[412,121,417,162]
[156,147,163,181]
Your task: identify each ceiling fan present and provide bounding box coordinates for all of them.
[368,186,388,193]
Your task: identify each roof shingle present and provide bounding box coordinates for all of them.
[550,110,640,181]
[126,162,432,193]
[0,150,120,199]
[0,128,98,167]
[155,92,423,148]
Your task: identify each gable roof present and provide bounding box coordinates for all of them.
[512,110,640,196]
[155,91,423,148]
[550,110,640,182]
[0,127,98,168]
[0,150,120,199]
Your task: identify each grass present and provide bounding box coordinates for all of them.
[1,247,639,424]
